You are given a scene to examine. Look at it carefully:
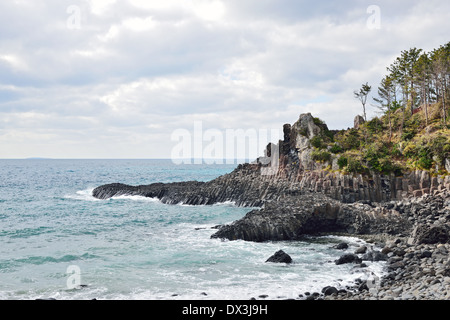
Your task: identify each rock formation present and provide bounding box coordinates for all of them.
[92,113,450,245]
[265,250,292,263]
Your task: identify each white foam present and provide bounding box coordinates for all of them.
[64,188,100,202]
[176,200,238,207]
[65,189,161,203]
[110,194,160,202]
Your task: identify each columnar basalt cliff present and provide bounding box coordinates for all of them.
[92,113,450,243]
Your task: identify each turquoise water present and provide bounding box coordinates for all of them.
[0,159,384,300]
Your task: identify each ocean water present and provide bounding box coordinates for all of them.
[0,159,386,300]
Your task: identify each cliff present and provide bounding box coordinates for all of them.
[92,113,450,244]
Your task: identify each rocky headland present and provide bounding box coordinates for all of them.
[92,112,450,300]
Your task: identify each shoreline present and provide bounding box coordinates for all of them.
[91,113,449,301]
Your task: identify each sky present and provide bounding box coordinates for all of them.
[0,0,449,159]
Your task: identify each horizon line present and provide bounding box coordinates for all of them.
[0,157,257,162]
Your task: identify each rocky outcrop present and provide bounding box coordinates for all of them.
[92,164,279,207]
[354,115,365,129]
[93,113,450,206]
[92,112,449,244]
[210,192,413,242]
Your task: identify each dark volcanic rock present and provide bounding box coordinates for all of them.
[211,193,411,242]
[333,242,349,250]
[92,164,271,207]
[322,286,339,296]
[265,250,292,263]
[335,254,362,265]
[362,251,388,262]
[413,224,450,244]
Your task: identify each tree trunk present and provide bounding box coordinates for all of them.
[423,86,429,126]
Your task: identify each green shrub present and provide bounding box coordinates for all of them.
[401,131,415,141]
[347,158,365,173]
[366,117,384,135]
[311,136,326,149]
[417,147,433,169]
[330,143,343,154]
[312,150,331,163]
[313,117,325,126]
[299,128,308,137]
[337,156,348,169]
[334,129,361,150]
[429,135,450,164]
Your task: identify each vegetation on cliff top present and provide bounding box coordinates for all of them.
[312,42,450,176]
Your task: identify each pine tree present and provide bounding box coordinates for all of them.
[354,82,372,122]
[373,76,395,141]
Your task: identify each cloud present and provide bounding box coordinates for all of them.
[0,0,449,158]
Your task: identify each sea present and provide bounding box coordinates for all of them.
[0,159,386,300]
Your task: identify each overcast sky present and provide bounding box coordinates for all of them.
[1,0,449,159]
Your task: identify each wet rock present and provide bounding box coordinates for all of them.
[362,251,388,262]
[265,250,292,264]
[322,286,339,296]
[354,245,367,254]
[333,242,349,250]
[335,254,362,265]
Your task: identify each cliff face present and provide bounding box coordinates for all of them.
[261,113,450,203]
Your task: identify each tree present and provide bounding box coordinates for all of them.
[400,48,422,114]
[387,58,408,134]
[414,52,432,125]
[354,82,372,122]
[430,43,450,125]
[373,76,395,141]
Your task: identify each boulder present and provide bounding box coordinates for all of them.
[354,115,365,129]
[333,242,349,250]
[322,286,339,296]
[265,250,292,264]
[335,254,362,265]
[413,224,450,244]
[354,246,367,254]
[362,250,388,262]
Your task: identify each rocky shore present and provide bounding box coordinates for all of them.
[284,190,450,301]
[92,113,450,300]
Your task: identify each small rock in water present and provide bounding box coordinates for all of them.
[333,242,349,250]
[354,246,367,254]
[265,250,292,263]
[335,254,362,265]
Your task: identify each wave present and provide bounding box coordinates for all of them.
[65,189,161,203]
[13,253,98,265]
[66,189,239,208]
[64,188,100,202]
[176,200,238,207]
[1,226,54,239]
[0,253,99,272]
[110,194,160,202]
